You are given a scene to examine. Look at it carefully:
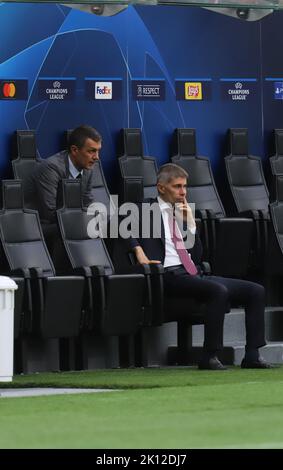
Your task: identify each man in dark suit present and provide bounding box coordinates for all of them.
[25,125,102,256]
[127,163,271,370]
[25,125,101,223]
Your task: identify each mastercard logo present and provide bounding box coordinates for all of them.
[2,82,16,98]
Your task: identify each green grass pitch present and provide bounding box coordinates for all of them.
[0,366,283,449]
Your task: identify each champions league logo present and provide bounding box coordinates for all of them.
[221,79,257,102]
[38,78,76,101]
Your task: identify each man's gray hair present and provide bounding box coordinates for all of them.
[157,163,188,184]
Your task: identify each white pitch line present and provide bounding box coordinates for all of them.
[0,388,121,398]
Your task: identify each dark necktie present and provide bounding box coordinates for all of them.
[76,173,82,179]
[168,210,198,276]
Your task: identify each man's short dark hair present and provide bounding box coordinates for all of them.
[68,125,102,151]
[157,163,188,185]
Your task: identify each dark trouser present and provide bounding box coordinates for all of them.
[163,266,266,353]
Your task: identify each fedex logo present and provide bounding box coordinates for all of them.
[185,82,202,100]
[95,82,112,100]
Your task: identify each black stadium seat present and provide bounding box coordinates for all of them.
[225,128,270,271]
[270,129,283,200]
[117,128,158,202]
[0,180,85,340]
[225,128,269,215]
[56,179,144,340]
[270,129,283,177]
[12,130,42,189]
[268,176,283,275]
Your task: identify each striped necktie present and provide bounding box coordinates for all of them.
[168,210,198,275]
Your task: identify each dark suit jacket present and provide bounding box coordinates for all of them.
[25,150,94,224]
[126,198,203,268]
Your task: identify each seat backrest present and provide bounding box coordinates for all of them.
[118,128,158,199]
[0,180,55,277]
[270,129,283,176]
[57,179,114,275]
[171,127,196,157]
[90,161,115,215]
[12,130,41,183]
[270,176,283,255]
[171,128,225,217]
[225,128,269,213]
[118,128,144,157]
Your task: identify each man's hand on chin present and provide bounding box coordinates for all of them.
[175,199,196,231]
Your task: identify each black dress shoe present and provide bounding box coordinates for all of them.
[198,356,227,370]
[241,357,273,369]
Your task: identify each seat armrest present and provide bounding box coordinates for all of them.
[118,263,152,275]
[147,263,164,326]
[201,261,211,276]
[206,209,218,219]
[259,209,270,221]
[91,265,106,277]
[29,267,44,278]
[238,209,260,220]
[73,266,92,277]
[148,263,164,274]
[196,209,208,220]
[10,268,31,279]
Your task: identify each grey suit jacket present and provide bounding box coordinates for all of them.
[25,150,94,224]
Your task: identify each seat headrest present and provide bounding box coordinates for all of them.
[175,128,196,156]
[1,180,24,210]
[275,129,283,156]
[16,130,37,159]
[228,128,249,156]
[276,176,283,202]
[57,179,82,209]
[121,128,143,157]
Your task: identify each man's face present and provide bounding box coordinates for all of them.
[70,138,101,170]
[157,176,187,204]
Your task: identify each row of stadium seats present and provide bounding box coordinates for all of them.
[0,177,213,373]
[8,129,270,279]
[5,127,283,372]
[10,127,283,295]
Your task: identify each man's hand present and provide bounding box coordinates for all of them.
[134,246,161,265]
[175,198,196,230]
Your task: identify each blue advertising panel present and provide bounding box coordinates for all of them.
[0,3,282,190]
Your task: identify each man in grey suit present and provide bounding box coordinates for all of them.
[25,125,102,255]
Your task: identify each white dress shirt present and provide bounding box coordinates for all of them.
[68,155,83,179]
[157,196,195,268]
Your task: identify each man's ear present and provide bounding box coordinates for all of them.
[157,183,164,195]
[70,145,78,155]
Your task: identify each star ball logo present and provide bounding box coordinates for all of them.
[185,82,202,100]
[2,82,16,98]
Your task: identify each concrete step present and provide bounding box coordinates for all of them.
[136,307,283,367]
[232,342,283,365]
[168,342,283,366]
[192,306,283,345]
